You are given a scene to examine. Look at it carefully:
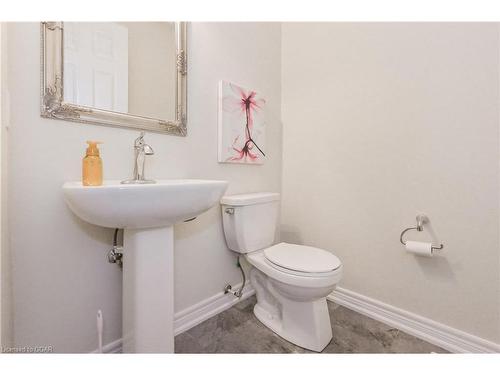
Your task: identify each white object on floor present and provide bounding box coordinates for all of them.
[96,310,103,353]
[221,192,343,352]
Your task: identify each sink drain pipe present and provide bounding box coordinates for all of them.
[224,255,246,298]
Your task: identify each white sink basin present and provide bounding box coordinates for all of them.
[62,178,228,353]
[63,179,228,229]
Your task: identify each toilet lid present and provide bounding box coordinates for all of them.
[264,243,341,274]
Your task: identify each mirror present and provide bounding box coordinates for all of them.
[41,22,187,136]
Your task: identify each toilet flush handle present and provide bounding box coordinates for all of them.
[225,207,234,215]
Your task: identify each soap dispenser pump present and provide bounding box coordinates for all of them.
[82,141,103,186]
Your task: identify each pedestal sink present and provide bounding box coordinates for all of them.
[62,179,228,353]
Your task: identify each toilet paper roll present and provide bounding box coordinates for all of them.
[405,240,433,257]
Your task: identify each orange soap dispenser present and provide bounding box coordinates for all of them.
[82,141,103,186]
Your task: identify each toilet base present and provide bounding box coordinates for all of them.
[250,267,333,352]
[253,298,332,352]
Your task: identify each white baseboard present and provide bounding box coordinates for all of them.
[91,337,123,354]
[91,283,255,353]
[91,285,500,354]
[328,287,500,353]
[174,283,255,336]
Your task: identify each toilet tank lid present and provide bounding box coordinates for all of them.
[221,192,280,206]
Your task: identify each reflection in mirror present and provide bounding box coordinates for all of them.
[63,22,176,120]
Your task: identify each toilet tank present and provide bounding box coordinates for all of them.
[221,192,280,253]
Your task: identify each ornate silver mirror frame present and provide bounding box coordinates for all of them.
[40,22,187,136]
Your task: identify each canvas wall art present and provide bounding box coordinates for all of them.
[218,80,266,164]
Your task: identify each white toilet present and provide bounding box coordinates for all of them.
[221,192,343,352]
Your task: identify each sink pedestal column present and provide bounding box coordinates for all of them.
[122,226,174,353]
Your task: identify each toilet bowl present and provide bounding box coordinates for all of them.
[221,193,343,352]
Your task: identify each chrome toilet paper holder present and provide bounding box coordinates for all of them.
[399,214,444,251]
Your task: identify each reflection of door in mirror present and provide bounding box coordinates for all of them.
[62,22,176,120]
[64,22,129,112]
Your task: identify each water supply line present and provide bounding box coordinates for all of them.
[224,255,246,298]
[107,228,123,268]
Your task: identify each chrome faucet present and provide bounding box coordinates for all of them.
[121,131,156,184]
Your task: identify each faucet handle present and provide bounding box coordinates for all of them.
[134,131,154,155]
[134,131,146,147]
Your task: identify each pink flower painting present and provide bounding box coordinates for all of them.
[218,81,266,164]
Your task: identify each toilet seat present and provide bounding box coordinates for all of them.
[245,243,343,289]
[264,260,340,278]
[264,242,341,276]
